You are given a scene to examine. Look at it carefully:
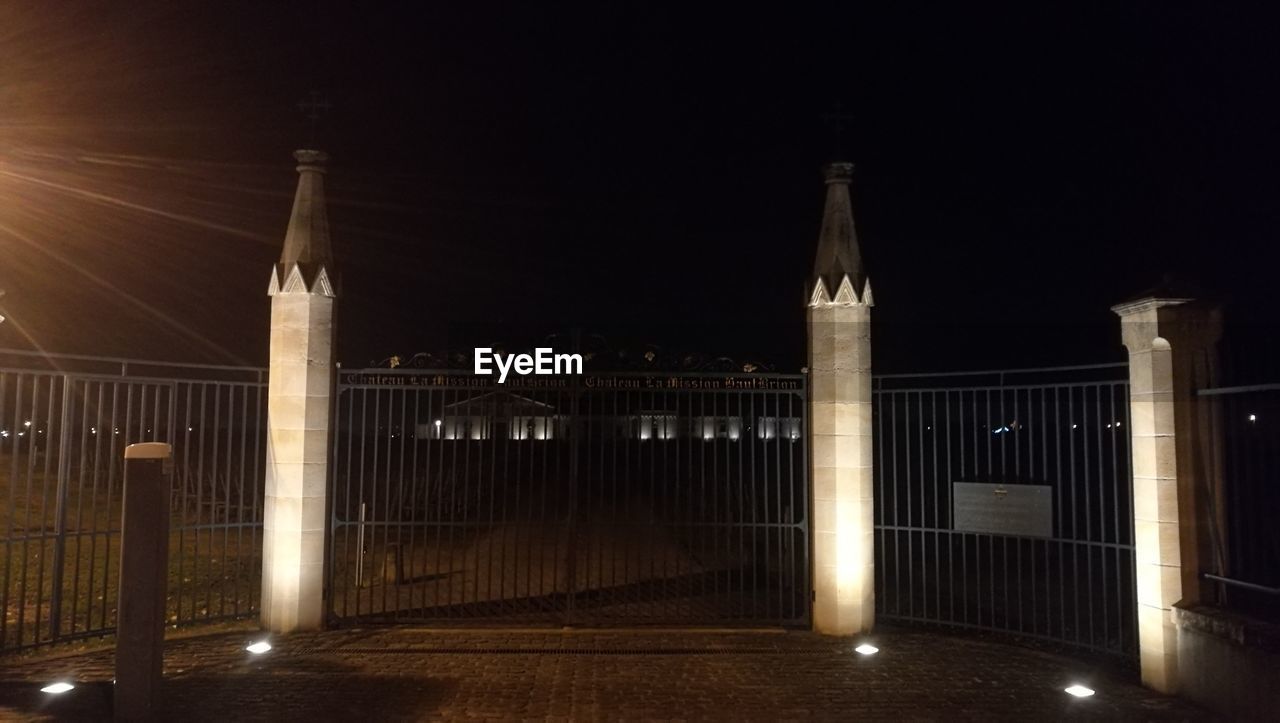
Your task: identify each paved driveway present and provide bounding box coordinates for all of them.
[0,625,1210,721]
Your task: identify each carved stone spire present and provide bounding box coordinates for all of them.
[805,158,876,636]
[269,149,335,297]
[810,162,871,306]
[262,147,338,633]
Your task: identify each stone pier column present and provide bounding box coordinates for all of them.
[808,162,875,635]
[262,150,337,633]
[1113,294,1221,692]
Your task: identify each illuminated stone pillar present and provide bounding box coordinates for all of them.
[1113,294,1220,692]
[262,150,337,633]
[808,162,875,635]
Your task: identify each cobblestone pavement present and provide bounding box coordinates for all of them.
[0,625,1211,721]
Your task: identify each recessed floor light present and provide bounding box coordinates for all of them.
[245,641,272,654]
[41,682,75,694]
[854,643,879,656]
[1064,684,1095,698]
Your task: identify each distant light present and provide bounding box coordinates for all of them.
[23,420,31,427]
[854,643,879,656]
[1064,684,1094,698]
[246,641,272,655]
[1115,421,1122,427]
[1072,424,1078,429]
[188,426,194,432]
[41,682,75,694]
[1106,423,1111,428]
[434,419,442,427]
[1248,414,1257,423]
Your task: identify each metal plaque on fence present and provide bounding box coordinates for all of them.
[952,482,1052,538]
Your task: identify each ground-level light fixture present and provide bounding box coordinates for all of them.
[40,682,75,694]
[1064,684,1095,698]
[854,643,879,656]
[245,641,272,655]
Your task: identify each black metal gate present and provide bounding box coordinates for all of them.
[0,350,267,652]
[328,369,810,627]
[872,364,1137,658]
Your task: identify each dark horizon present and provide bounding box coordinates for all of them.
[0,2,1275,374]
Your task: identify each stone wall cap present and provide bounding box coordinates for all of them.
[1112,273,1208,312]
[1173,603,1280,653]
[1110,296,1194,316]
[125,442,173,460]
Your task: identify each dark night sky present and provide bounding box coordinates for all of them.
[0,2,1276,373]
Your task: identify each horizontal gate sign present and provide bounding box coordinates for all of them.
[952,482,1052,538]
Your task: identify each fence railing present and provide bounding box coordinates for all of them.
[872,362,1136,659]
[1197,383,1280,620]
[0,346,1160,657]
[0,349,266,652]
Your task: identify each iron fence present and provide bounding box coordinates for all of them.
[4,346,1155,654]
[872,363,1136,658]
[1197,383,1280,619]
[328,369,810,627]
[0,350,266,651]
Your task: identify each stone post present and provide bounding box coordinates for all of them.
[808,162,875,635]
[115,442,171,721]
[262,150,337,633]
[1113,294,1221,692]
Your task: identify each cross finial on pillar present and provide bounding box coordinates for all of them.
[820,102,856,161]
[297,91,332,146]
